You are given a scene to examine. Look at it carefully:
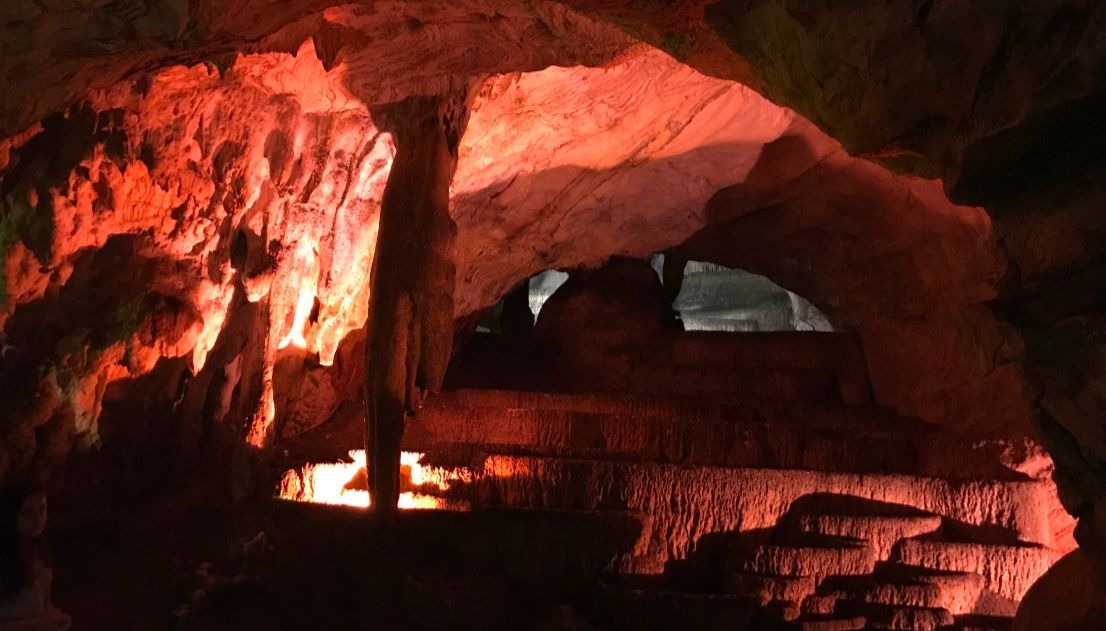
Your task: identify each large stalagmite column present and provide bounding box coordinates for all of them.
[365,90,472,515]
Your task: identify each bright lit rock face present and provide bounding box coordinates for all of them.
[451,52,797,314]
[0,3,639,485]
[0,41,390,479]
[547,1,1106,562]
[452,50,1023,435]
[0,40,1025,489]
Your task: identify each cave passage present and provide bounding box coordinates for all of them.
[658,256,834,333]
[511,258,833,335]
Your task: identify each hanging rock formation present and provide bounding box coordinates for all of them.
[364,90,472,513]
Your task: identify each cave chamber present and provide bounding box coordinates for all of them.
[0,1,1104,629]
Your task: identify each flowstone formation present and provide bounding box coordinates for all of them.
[0,43,392,486]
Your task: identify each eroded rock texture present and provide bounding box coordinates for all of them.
[0,43,392,485]
[452,50,1024,435]
[0,2,640,490]
[0,1,634,137]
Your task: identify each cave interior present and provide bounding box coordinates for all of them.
[1,1,1105,630]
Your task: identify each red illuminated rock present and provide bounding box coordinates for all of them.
[797,617,867,631]
[874,565,986,616]
[468,455,1060,556]
[744,542,878,582]
[0,32,1043,495]
[839,602,954,631]
[890,540,1056,612]
[0,43,390,478]
[724,572,816,605]
[794,515,944,560]
[0,0,1102,559]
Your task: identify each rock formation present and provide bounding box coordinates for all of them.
[363,90,472,514]
[0,30,1031,491]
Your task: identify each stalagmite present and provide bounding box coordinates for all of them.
[364,90,473,514]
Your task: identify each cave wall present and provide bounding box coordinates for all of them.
[605,0,1106,571]
[0,40,390,485]
[452,51,1029,436]
[522,0,1106,560]
[666,117,1026,436]
[0,2,637,487]
[0,1,635,137]
[0,2,1098,545]
[0,42,1035,490]
[686,0,1106,558]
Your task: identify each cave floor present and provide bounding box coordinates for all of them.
[35,330,1064,630]
[262,330,1062,630]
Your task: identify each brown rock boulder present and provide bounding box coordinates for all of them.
[534,257,677,392]
[1014,547,1106,631]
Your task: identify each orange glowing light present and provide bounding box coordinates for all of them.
[277,280,317,350]
[246,385,277,448]
[277,239,321,351]
[278,450,471,510]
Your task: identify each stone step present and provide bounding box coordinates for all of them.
[426,388,885,417]
[588,581,792,630]
[279,390,1026,483]
[276,391,1026,484]
[794,616,867,631]
[417,390,898,430]
[655,331,860,368]
[650,331,872,403]
[408,411,1003,480]
[742,542,878,582]
[790,514,944,559]
[626,364,841,402]
[444,455,1056,565]
[801,593,842,616]
[616,554,668,576]
[950,614,1013,630]
[412,392,1026,481]
[872,564,985,615]
[278,389,892,459]
[267,502,651,595]
[835,601,954,630]
[723,572,817,604]
[889,540,1056,613]
[451,330,872,403]
[851,581,945,610]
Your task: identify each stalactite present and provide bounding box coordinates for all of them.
[364,88,474,514]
